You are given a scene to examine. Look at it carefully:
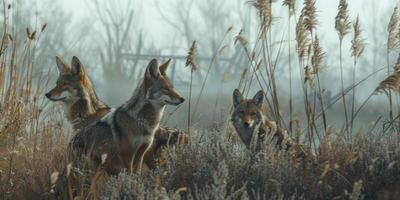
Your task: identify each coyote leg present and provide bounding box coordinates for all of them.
[129,143,150,174]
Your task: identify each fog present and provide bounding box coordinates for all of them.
[14,0,400,129]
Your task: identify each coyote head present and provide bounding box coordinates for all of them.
[231,89,265,147]
[45,56,92,105]
[143,59,185,106]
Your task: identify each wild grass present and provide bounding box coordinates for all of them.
[0,0,400,200]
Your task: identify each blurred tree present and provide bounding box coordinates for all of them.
[87,0,143,105]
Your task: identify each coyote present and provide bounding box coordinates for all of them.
[231,89,292,150]
[47,57,186,198]
[68,58,184,174]
[46,56,188,169]
[45,56,111,131]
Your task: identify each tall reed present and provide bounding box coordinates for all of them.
[386,7,400,121]
[335,0,351,133]
[283,0,296,132]
[350,15,365,134]
[186,41,197,134]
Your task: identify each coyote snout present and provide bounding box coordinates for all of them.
[45,89,74,102]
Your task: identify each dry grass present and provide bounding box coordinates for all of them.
[0,1,400,200]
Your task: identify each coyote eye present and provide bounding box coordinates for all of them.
[250,112,256,116]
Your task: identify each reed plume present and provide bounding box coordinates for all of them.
[350,15,365,134]
[302,0,318,33]
[282,0,295,16]
[351,16,365,59]
[234,29,248,47]
[251,0,273,29]
[311,34,327,132]
[388,7,399,51]
[311,35,324,75]
[186,41,197,72]
[296,13,309,61]
[335,0,351,40]
[386,7,400,121]
[335,0,351,132]
[375,70,400,96]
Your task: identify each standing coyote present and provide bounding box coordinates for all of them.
[231,89,291,150]
[46,56,188,169]
[69,58,184,174]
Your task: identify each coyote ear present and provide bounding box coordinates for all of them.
[253,90,264,108]
[55,56,69,73]
[160,58,171,76]
[233,89,243,107]
[71,56,84,77]
[146,59,159,80]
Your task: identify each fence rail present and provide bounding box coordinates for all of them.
[121,53,233,62]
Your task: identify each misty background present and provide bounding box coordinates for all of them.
[12,0,400,129]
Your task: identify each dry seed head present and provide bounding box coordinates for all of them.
[226,26,233,34]
[302,0,318,33]
[251,0,274,28]
[41,24,47,32]
[335,0,351,40]
[375,70,400,95]
[219,45,228,55]
[311,35,325,74]
[388,7,400,51]
[235,29,248,46]
[282,0,295,16]
[186,41,197,72]
[351,16,365,58]
[296,13,309,60]
[29,31,36,40]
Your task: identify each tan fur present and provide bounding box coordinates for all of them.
[46,56,110,131]
[48,57,187,198]
[68,58,185,174]
[144,127,189,169]
[231,89,292,150]
[46,56,188,169]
